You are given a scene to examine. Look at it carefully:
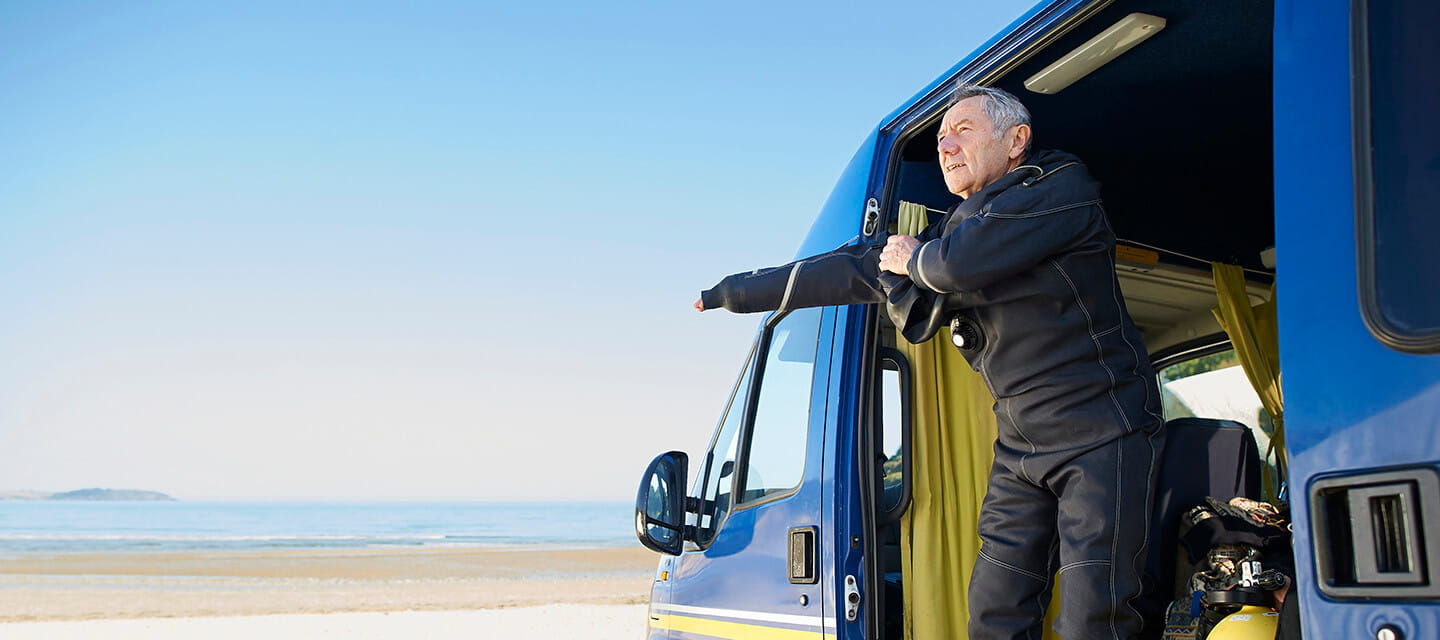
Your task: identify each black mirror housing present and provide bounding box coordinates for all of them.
[635,451,689,555]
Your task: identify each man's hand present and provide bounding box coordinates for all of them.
[879,235,921,275]
[694,297,706,312]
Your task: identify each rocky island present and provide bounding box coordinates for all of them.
[0,488,176,501]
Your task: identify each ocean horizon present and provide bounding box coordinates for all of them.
[0,500,635,555]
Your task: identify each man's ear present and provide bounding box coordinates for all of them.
[1007,124,1032,160]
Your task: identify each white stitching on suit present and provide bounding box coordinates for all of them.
[978,549,1049,584]
[1049,258,1135,434]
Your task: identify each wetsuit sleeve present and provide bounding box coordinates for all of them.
[905,200,1101,293]
[700,243,886,314]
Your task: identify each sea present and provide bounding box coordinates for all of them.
[0,501,635,556]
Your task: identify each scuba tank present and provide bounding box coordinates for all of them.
[1208,605,1280,640]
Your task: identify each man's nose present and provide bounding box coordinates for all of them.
[937,135,957,154]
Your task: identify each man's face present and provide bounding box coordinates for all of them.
[936,96,1025,198]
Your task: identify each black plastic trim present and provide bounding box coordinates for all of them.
[876,348,914,526]
[1350,0,1440,354]
[635,451,689,556]
[1311,466,1440,600]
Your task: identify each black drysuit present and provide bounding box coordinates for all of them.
[701,150,1165,640]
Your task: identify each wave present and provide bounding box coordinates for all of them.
[0,533,634,553]
[0,501,636,553]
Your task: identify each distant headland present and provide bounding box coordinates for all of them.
[0,488,176,501]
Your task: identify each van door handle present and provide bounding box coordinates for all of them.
[788,526,818,584]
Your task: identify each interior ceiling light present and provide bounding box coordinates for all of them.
[1024,13,1167,95]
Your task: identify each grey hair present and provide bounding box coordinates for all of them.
[950,83,1033,153]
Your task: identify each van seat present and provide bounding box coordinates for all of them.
[1139,417,1263,638]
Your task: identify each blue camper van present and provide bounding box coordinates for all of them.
[634,0,1439,638]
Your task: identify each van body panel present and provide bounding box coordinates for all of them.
[831,301,885,639]
[1277,0,1440,635]
[815,301,864,639]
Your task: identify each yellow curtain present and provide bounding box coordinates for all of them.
[1210,263,1286,498]
[897,333,998,639]
[895,201,1002,639]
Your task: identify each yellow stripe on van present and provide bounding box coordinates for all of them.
[649,614,836,640]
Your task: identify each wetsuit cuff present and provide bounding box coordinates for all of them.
[700,287,724,311]
[907,240,942,293]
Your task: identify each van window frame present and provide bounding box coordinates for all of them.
[687,339,761,550]
[1351,0,1440,354]
[1150,333,1234,372]
[875,347,913,525]
[731,308,822,512]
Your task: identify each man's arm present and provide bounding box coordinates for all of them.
[696,232,975,346]
[696,242,888,314]
[905,200,1100,294]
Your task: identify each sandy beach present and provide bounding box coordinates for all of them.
[0,546,656,637]
[0,606,652,639]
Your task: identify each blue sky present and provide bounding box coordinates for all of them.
[0,0,1034,500]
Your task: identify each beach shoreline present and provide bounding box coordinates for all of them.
[0,546,656,623]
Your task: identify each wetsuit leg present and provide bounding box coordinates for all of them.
[968,454,1060,640]
[1049,427,1164,640]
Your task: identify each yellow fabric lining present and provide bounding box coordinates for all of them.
[1210,263,1286,498]
[896,334,998,639]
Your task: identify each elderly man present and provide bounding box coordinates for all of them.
[695,84,1164,640]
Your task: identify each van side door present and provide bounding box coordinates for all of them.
[1277,0,1440,636]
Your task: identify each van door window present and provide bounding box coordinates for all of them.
[740,307,823,504]
[1355,0,1440,352]
[693,350,755,547]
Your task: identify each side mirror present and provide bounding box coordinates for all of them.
[635,451,689,555]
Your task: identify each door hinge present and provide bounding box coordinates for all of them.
[844,574,862,622]
[863,198,880,237]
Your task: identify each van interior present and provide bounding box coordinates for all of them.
[867,1,1280,638]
